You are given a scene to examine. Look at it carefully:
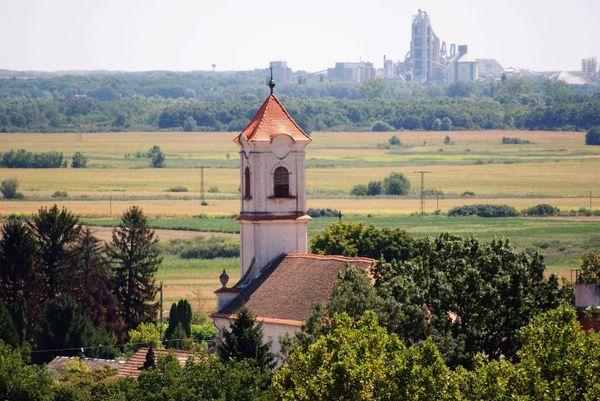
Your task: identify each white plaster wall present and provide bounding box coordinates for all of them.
[240,219,309,277]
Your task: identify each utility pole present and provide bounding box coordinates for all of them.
[159,281,165,338]
[413,170,431,216]
[200,166,205,205]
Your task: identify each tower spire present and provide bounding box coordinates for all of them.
[268,67,275,95]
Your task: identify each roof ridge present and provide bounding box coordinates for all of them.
[286,253,376,263]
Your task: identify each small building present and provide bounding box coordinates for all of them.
[210,79,375,353]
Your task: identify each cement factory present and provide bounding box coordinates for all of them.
[268,9,597,86]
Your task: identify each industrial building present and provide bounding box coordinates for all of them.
[326,61,376,83]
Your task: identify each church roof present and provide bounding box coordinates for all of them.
[233,95,311,143]
[212,254,375,324]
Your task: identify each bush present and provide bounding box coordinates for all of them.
[167,186,188,192]
[208,186,219,193]
[448,204,519,217]
[0,179,23,199]
[383,172,410,195]
[585,127,600,145]
[388,135,401,145]
[367,180,382,196]
[523,203,558,216]
[307,208,340,218]
[71,152,88,168]
[351,184,368,196]
[461,191,475,197]
[443,135,452,144]
[502,136,530,144]
[371,120,394,132]
[51,190,68,199]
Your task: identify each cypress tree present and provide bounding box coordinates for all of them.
[107,206,161,330]
[142,345,156,370]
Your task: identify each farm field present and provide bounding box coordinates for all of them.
[142,214,599,314]
[2,130,599,315]
[0,131,599,209]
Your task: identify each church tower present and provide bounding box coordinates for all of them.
[234,77,311,278]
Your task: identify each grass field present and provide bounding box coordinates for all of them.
[2,130,599,315]
[1,131,599,208]
[150,214,599,314]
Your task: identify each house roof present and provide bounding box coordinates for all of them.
[233,95,311,144]
[116,347,195,378]
[212,253,375,324]
[46,356,123,380]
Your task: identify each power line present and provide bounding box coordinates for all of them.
[413,170,431,216]
[28,337,215,354]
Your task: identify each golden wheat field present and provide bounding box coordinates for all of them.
[1,130,599,218]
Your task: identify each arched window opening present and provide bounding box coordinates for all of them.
[244,167,251,198]
[273,166,289,197]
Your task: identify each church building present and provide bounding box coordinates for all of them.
[210,77,374,353]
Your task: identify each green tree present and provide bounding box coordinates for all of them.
[366,180,382,196]
[517,306,600,401]
[107,206,161,330]
[126,322,161,353]
[0,341,54,401]
[311,222,414,262]
[373,234,572,367]
[350,184,368,196]
[217,307,274,370]
[35,296,116,363]
[142,345,156,370]
[29,205,81,298]
[71,151,88,168]
[0,300,20,348]
[0,178,23,199]
[0,219,39,303]
[271,312,459,401]
[70,228,126,339]
[577,252,600,284]
[383,172,411,195]
[586,127,600,145]
[164,299,193,347]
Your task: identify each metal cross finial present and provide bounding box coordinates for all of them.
[268,67,275,95]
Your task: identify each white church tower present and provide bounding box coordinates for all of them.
[233,75,311,278]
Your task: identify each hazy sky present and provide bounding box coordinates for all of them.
[1,0,598,72]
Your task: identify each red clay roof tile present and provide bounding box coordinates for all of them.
[234,95,311,143]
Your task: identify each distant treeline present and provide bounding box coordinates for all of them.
[0,71,599,132]
[0,149,65,168]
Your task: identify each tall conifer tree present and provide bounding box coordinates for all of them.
[107,206,161,330]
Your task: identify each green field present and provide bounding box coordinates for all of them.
[2,130,599,313]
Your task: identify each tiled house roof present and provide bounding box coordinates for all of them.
[116,347,195,378]
[46,356,123,380]
[234,95,311,143]
[212,254,375,325]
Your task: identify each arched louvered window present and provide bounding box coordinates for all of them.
[244,167,251,198]
[273,166,289,197]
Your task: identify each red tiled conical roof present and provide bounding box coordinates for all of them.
[234,95,311,143]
